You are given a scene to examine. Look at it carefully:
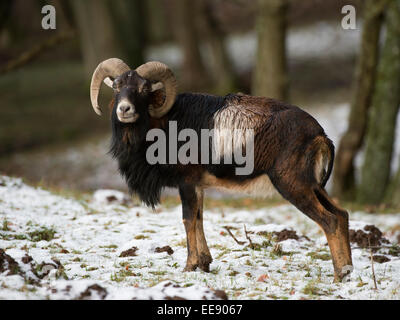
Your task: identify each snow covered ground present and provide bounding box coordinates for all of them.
[1,175,399,300]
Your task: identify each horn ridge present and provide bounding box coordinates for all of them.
[90,58,130,115]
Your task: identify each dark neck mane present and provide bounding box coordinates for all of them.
[109,92,229,207]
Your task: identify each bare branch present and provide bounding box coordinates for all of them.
[0,29,75,74]
[223,226,245,245]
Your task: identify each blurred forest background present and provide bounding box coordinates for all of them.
[1,0,400,210]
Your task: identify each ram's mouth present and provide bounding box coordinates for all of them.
[118,113,139,123]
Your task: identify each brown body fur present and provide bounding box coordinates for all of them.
[110,88,353,282]
[172,95,351,282]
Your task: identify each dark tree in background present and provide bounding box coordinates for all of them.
[333,0,388,199]
[387,152,400,207]
[252,0,289,101]
[0,0,12,33]
[197,0,238,95]
[357,0,400,205]
[171,0,211,91]
[107,0,146,68]
[70,0,125,78]
[384,0,400,208]
[145,0,169,44]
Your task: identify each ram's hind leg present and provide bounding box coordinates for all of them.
[313,187,353,281]
[194,188,212,272]
[272,178,353,282]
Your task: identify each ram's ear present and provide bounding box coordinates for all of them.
[137,77,151,94]
[103,77,114,88]
[151,82,164,92]
[149,87,166,112]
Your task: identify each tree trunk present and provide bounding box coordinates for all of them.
[145,0,169,44]
[172,0,211,92]
[0,0,12,32]
[387,164,400,207]
[70,0,125,78]
[357,0,400,205]
[332,0,388,199]
[252,0,288,101]
[196,0,238,95]
[107,0,146,68]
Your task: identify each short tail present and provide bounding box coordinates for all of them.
[312,136,335,188]
[320,137,334,188]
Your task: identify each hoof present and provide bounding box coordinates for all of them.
[199,263,210,272]
[183,264,198,272]
[198,254,212,272]
[334,264,353,283]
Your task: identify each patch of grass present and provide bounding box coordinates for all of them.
[229,270,240,277]
[307,251,331,261]
[119,261,130,267]
[267,294,288,300]
[149,270,168,276]
[1,219,10,231]
[302,281,322,296]
[134,235,149,240]
[269,243,297,259]
[254,218,266,225]
[302,280,333,297]
[2,226,58,242]
[0,232,28,241]
[210,267,221,275]
[111,269,137,282]
[86,267,98,271]
[271,243,283,257]
[100,244,118,249]
[388,244,400,257]
[211,244,226,250]
[357,280,368,287]
[142,230,156,233]
[244,259,253,266]
[215,248,232,259]
[28,227,56,242]
[40,185,92,203]
[56,268,69,280]
[173,239,187,247]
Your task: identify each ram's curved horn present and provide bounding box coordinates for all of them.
[90,58,130,115]
[135,61,177,118]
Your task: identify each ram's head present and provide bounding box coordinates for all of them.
[90,58,177,123]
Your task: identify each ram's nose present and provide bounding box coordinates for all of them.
[119,105,132,114]
[117,101,138,123]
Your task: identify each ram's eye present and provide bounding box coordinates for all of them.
[113,79,121,91]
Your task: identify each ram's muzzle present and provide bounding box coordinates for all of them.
[116,89,139,123]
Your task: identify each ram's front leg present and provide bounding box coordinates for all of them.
[194,188,212,272]
[179,184,200,271]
